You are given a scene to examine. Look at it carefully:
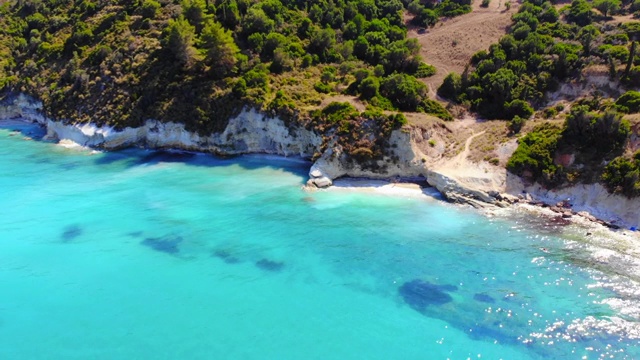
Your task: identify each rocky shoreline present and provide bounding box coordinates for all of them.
[1,93,639,231]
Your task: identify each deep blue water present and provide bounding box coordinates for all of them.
[1,121,639,359]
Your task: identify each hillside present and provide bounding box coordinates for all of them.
[435,0,640,198]
[1,0,640,199]
[407,0,518,96]
[0,0,475,163]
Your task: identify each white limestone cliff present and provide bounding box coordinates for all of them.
[2,93,639,228]
[4,94,321,157]
[307,129,427,188]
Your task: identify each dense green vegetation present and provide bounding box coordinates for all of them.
[602,150,640,197]
[507,122,563,184]
[438,0,640,120]
[406,0,473,28]
[507,94,633,190]
[429,0,640,196]
[0,0,456,140]
[2,0,639,195]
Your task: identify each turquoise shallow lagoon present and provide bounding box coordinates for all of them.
[1,121,640,359]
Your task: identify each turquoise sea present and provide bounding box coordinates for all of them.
[1,121,640,359]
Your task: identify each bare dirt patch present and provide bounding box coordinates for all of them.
[407,1,519,97]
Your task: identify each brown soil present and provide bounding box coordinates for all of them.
[406,1,519,97]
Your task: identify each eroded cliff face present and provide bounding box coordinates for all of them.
[45,110,323,158]
[307,128,429,187]
[4,94,322,157]
[2,94,428,186]
[2,93,639,228]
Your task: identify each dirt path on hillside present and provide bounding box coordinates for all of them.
[448,130,486,167]
[431,128,509,193]
[407,1,519,97]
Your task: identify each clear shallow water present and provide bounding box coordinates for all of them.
[1,122,640,359]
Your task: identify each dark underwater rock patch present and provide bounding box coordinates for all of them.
[141,235,183,254]
[255,258,284,272]
[212,249,241,264]
[398,279,454,312]
[61,225,82,242]
[473,293,496,304]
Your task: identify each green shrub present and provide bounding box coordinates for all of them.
[505,99,534,120]
[418,99,453,121]
[480,0,491,8]
[368,95,396,110]
[602,153,640,197]
[615,91,640,113]
[140,0,161,19]
[507,123,563,183]
[603,33,629,45]
[508,115,525,134]
[268,90,295,116]
[359,76,380,100]
[471,50,488,65]
[316,102,359,124]
[301,54,313,67]
[624,66,640,87]
[232,78,247,97]
[64,22,94,55]
[437,1,472,17]
[542,107,558,119]
[380,73,428,111]
[389,113,408,128]
[414,63,436,77]
[599,45,629,62]
[26,13,47,31]
[593,0,620,17]
[564,107,630,153]
[243,67,269,90]
[314,82,332,94]
[437,72,462,101]
[567,0,593,26]
[374,64,385,77]
[86,45,111,65]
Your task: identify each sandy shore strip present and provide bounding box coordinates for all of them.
[323,178,444,200]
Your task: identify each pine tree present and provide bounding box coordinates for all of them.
[163,16,198,66]
[199,19,239,77]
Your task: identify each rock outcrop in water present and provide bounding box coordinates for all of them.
[398,279,456,312]
[255,259,285,272]
[2,93,640,229]
[61,225,83,242]
[141,235,183,255]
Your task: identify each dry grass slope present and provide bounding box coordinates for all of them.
[407,1,519,97]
